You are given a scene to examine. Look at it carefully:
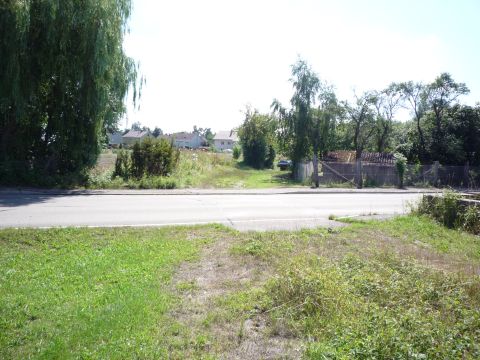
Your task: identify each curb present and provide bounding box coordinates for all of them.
[0,187,442,196]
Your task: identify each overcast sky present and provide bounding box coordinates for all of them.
[123,0,480,133]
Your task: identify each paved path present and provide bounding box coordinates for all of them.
[0,190,428,231]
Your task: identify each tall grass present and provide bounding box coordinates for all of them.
[414,190,480,234]
[266,254,479,358]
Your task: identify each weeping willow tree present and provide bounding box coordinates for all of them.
[0,0,139,184]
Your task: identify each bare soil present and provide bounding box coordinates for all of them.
[169,235,303,359]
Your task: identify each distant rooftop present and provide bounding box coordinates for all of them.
[123,130,150,138]
[214,130,238,142]
[160,132,205,141]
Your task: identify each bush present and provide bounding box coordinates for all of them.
[395,153,407,189]
[114,150,131,179]
[117,138,179,179]
[414,190,480,234]
[459,206,480,234]
[265,144,276,169]
[415,190,461,228]
[133,176,177,189]
[233,146,241,160]
[238,109,277,169]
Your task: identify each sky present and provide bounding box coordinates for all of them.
[123,0,480,133]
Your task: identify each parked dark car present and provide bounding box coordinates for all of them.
[277,160,292,170]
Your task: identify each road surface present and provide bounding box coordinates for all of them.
[0,191,426,231]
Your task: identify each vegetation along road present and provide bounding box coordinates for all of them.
[0,190,429,230]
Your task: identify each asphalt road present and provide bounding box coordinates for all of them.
[0,191,425,231]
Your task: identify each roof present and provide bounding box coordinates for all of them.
[160,132,206,142]
[214,130,238,142]
[123,130,150,139]
[172,132,198,141]
[323,151,395,164]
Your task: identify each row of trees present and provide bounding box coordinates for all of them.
[1,1,140,185]
[124,123,215,146]
[239,59,480,187]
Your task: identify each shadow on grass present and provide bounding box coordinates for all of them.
[269,172,299,186]
[234,161,255,170]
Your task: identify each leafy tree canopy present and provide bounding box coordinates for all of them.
[0,0,139,184]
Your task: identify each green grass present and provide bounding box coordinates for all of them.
[342,215,480,260]
[269,254,479,359]
[88,150,301,189]
[0,225,225,359]
[1,216,479,358]
[225,216,480,359]
[167,151,300,189]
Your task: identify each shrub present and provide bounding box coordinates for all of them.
[114,150,131,179]
[137,176,177,189]
[125,138,179,179]
[238,109,277,169]
[414,190,480,234]
[415,190,461,228]
[394,153,407,189]
[459,206,480,234]
[265,144,276,169]
[233,146,241,160]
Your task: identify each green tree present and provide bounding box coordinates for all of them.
[371,85,403,153]
[193,126,214,146]
[397,81,430,162]
[428,73,469,134]
[0,0,139,184]
[152,127,163,138]
[394,153,407,189]
[310,86,339,187]
[238,108,277,169]
[273,59,320,166]
[427,73,469,160]
[342,93,377,188]
[273,59,341,186]
[131,122,143,131]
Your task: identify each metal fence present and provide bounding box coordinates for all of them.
[296,160,480,189]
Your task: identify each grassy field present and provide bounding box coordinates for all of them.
[87,150,302,189]
[0,226,220,359]
[1,216,479,358]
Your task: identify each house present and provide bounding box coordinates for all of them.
[213,130,238,151]
[107,131,123,148]
[159,132,206,149]
[122,130,152,146]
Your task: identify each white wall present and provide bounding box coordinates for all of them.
[214,139,236,151]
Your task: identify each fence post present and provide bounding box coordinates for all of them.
[355,159,363,189]
[464,161,470,189]
[433,161,439,187]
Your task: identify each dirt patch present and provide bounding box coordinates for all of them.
[227,316,303,360]
[169,235,303,359]
[344,228,480,276]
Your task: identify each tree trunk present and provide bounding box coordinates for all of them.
[313,153,319,188]
[433,161,439,187]
[464,161,470,188]
[416,116,427,161]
